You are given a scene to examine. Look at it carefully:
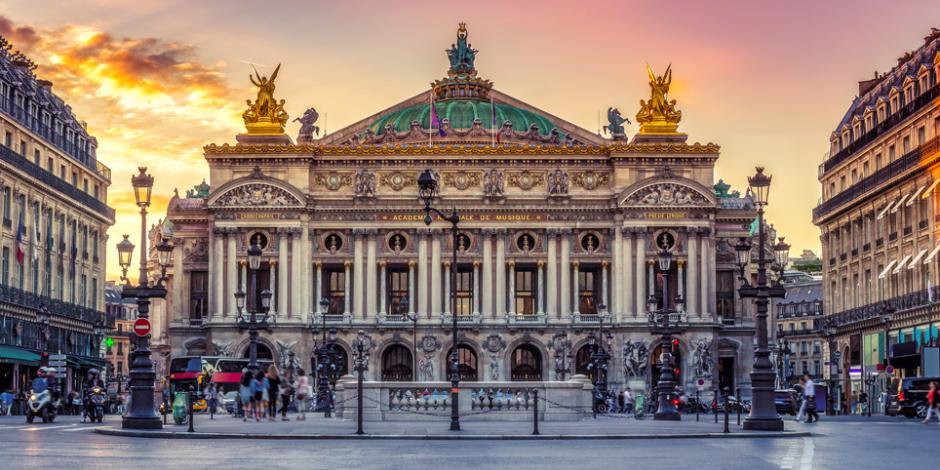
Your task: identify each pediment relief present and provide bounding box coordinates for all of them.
[620,181,715,208]
[209,182,304,209]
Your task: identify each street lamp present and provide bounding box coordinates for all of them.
[35,304,50,361]
[880,305,894,416]
[587,305,613,418]
[312,296,337,417]
[353,330,373,435]
[417,168,461,431]
[119,167,172,430]
[235,241,273,373]
[775,324,790,389]
[649,246,683,421]
[738,166,788,431]
[821,318,837,415]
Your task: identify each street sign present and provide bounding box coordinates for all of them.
[833,351,842,359]
[696,378,705,391]
[885,365,895,375]
[133,318,152,337]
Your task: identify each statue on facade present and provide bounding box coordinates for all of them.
[547,169,569,196]
[482,334,506,380]
[713,179,740,199]
[482,168,505,198]
[293,107,320,143]
[275,339,298,371]
[212,340,234,358]
[354,169,376,198]
[604,107,630,138]
[242,63,288,133]
[446,22,478,74]
[635,63,682,134]
[621,340,649,379]
[692,338,714,379]
[418,354,435,381]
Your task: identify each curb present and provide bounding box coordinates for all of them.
[93,427,811,441]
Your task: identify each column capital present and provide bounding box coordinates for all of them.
[571,260,580,267]
[601,260,609,268]
[408,260,417,267]
[269,260,277,267]
[677,260,685,267]
[239,260,247,267]
[443,259,451,267]
[473,260,481,267]
[344,260,352,268]
[378,260,387,268]
[315,260,322,268]
[537,260,545,267]
[508,259,516,267]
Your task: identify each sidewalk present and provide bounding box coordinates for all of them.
[94,412,811,440]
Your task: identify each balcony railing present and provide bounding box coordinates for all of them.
[830,286,940,327]
[823,84,940,173]
[0,144,115,219]
[0,284,104,324]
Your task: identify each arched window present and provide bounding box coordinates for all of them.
[575,345,594,380]
[382,345,413,381]
[510,344,542,381]
[446,345,478,381]
[310,346,349,385]
[243,343,273,361]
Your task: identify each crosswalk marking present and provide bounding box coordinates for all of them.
[61,426,99,432]
[23,424,74,431]
[800,437,814,470]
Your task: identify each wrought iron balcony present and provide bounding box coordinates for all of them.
[0,284,105,324]
[506,312,546,325]
[830,286,940,327]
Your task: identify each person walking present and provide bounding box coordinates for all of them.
[206,383,218,420]
[623,388,634,415]
[251,370,264,422]
[923,381,939,424]
[239,369,252,422]
[279,369,293,421]
[795,376,807,422]
[266,365,280,422]
[295,369,309,421]
[803,374,819,423]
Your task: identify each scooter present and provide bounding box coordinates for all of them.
[86,387,107,423]
[26,389,56,424]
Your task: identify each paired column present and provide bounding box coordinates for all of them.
[172,241,184,324]
[378,261,387,316]
[366,232,377,320]
[601,261,609,311]
[611,226,622,317]
[301,225,311,322]
[686,230,698,316]
[431,232,442,316]
[353,231,364,318]
[314,261,322,315]
[700,232,710,316]
[291,230,302,319]
[635,230,646,316]
[622,229,634,318]
[227,230,238,319]
[417,231,428,316]
[212,229,224,320]
[546,231,558,317]
[571,260,580,315]
[343,260,352,315]
[472,261,481,315]
[560,230,571,318]
[495,230,506,317]
[269,261,277,314]
[482,231,493,318]
[443,260,451,316]
[407,261,416,315]
[277,230,289,317]
[507,261,516,316]
[537,260,545,315]
[677,261,685,305]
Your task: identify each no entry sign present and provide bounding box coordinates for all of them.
[133,318,151,337]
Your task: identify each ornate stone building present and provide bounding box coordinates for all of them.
[814,29,940,410]
[164,25,761,395]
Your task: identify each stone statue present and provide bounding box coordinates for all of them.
[621,340,649,379]
[482,168,504,198]
[212,340,234,358]
[275,339,298,371]
[482,334,506,380]
[635,63,682,133]
[293,107,320,142]
[354,169,376,198]
[446,22,478,74]
[692,338,714,379]
[243,63,288,132]
[713,179,740,199]
[547,169,569,196]
[604,107,630,137]
[250,64,279,118]
[418,354,434,381]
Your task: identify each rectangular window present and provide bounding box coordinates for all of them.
[4,131,11,147]
[903,136,910,153]
[577,267,598,314]
[716,270,736,320]
[889,145,896,159]
[386,267,408,315]
[515,268,535,315]
[1,247,8,286]
[47,157,52,172]
[455,266,473,317]
[59,165,65,179]
[189,270,208,323]
[91,278,97,310]
[325,267,346,315]
[33,148,39,165]
[71,172,77,186]
[1,187,9,225]
[918,126,926,145]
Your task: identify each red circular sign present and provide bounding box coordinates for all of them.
[133,318,151,337]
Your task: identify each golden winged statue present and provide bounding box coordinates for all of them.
[636,63,682,134]
[242,63,288,134]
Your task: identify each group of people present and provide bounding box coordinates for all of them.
[238,365,311,422]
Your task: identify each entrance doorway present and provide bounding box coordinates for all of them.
[718,357,735,393]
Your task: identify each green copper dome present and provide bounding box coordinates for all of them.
[370,100,559,136]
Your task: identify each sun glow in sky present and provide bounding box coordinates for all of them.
[3,0,940,280]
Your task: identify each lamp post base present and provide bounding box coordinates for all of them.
[742,417,784,431]
[122,416,163,430]
[654,410,681,421]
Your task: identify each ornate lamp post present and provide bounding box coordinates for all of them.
[736,167,788,431]
[648,246,684,421]
[35,304,50,362]
[353,329,373,435]
[880,305,894,416]
[312,296,337,418]
[586,309,612,417]
[118,167,173,430]
[235,240,273,373]
[821,318,837,415]
[774,324,790,389]
[417,168,461,431]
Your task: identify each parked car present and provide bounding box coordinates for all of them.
[888,376,940,419]
[774,389,799,416]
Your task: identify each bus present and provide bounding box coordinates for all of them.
[210,358,273,394]
[168,355,223,395]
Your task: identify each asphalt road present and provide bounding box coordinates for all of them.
[0,415,934,469]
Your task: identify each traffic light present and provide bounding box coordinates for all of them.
[671,338,680,354]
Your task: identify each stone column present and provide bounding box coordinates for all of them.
[612,226,622,317]
[431,232,442,317]
[378,261,387,316]
[172,242,184,324]
[269,261,277,315]
[537,260,545,316]
[278,230,289,317]
[343,260,352,315]
[226,231,237,318]
[366,232,377,320]
[622,230,633,318]
[495,230,506,317]
[601,261,609,311]
[686,230,698,316]
[482,231,493,318]
[635,231,646,317]
[507,260,516,316]
[677,261,685,304]
[472,261,481,315]
[418,231,428,316]
[291,230,302,319]
[408,261,416,315]
[546,231,558,317]
[353,231,364,318]
[315,261,322,315]
[443,260,451,316]
[301,225,311,323]
[572,261,580,315]
[212,229,224,320]
[560,231,571,318]
[647,262,655,307]
[700,232,710,316]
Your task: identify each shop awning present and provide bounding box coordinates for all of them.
[878,260,897,279]
[0,346,41,366]
[893,255,912,274]
[908,249,928,269]
[907,186,925,205]
[877,201,896,220]
[890,193,911,213]
[925,246,940,264]
[922,179,940,199]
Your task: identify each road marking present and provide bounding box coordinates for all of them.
[779,439,800,469]
[799,437,814,470]
[61,426,98,432]
[22,424,74,431]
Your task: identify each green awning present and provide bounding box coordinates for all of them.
[0,346,41,366]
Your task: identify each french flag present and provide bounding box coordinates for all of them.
[431,97,446,137]
[15,212,26,264]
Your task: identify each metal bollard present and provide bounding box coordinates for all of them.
[187,391,195,433]
[723,386,730,434]
[736,386,741,426]
[714,390,718,423]
[532,389,540,435]
[695,389,700,422]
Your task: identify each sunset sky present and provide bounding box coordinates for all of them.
[2,0,939,280]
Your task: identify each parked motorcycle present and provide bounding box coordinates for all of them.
[26,389,56,424]
[86,387,107,423]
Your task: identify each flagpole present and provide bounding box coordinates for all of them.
[490,95,495,148]
[429,91,433,148]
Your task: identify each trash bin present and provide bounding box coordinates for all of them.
[172,392,189,425]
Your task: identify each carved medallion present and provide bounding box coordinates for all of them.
[214,183,302,207]
[623,183,711,207]
[507,170,544,191]
[314,172,353,191]
[380,171,417,192]
[443,171,481,191]
[483,334,507,354]
[573,171,610,190]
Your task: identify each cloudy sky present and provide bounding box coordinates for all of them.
[2,0,939,279]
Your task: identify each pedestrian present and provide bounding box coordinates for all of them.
[251,370,264,422]
[257,369,269,421]
[623,388,634,415]
[206,383,218,420]
[239,369,252,422]
[295,369,309,421]
[266,365,280,422]
[922,381,939,424]
[803,374,819,423]
[279,368,293,421]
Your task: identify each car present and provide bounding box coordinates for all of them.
[221,391,238,415]
[888,376,940,419]
[774,389,799,415]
